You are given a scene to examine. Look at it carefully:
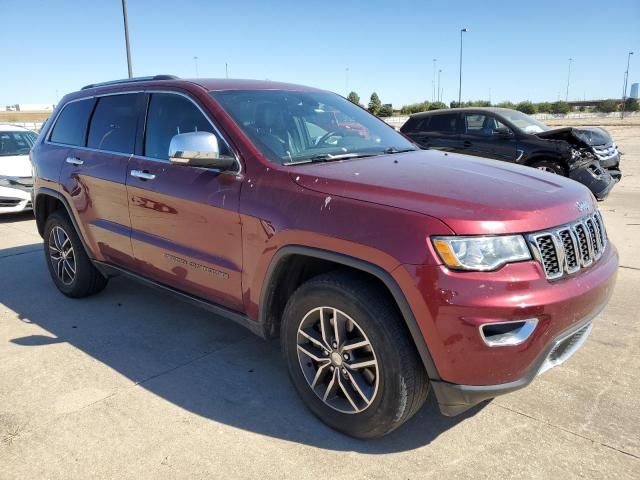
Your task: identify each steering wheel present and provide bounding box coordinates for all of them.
[315,130,340,146]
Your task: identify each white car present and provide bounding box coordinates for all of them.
[0,124,37,213]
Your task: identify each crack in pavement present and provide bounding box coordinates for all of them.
[0,248,41,260]
[492,402,640,460]
[619,265,640,272]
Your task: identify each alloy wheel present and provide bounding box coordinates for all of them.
[296,306,379,414]
[48,226,76,285]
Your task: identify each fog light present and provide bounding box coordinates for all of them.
[479,319,538,347]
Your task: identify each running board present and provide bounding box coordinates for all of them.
[94,261,267,338]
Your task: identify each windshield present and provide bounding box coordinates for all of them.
[0,130,37,157]
[498,110,550,134]
[211,90,416,164]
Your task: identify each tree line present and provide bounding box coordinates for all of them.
[346,91,640,116]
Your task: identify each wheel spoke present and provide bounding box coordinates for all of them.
[332,308,347,347]
[297,344,330,363]
[319,308,332,347]
[345,370,372,406]
[299,329,328,352]
[323,369,339,401]
[310,362,331,389]
[341,338,369,352]
[337,374,359,411]
[347,358,377,370]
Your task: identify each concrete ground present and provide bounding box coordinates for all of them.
[1,127,639,479]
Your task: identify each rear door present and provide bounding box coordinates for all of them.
[56,93,142,268]
[126,91,244,311]
[459,112,518,161]
[402,113,462,151]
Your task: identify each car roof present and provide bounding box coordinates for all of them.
[410,107,514,118]
[0,124,32,132]
[78,76,323,95]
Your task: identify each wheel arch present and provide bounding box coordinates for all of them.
[34,188,94,259]
[525,154,569,173]
[259,245,440,380]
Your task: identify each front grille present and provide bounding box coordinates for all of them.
[0,198,23,207]
[529,211,607,281]
[592,143,618,161]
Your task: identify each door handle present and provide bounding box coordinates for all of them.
[130,170,156,181]
[65,156,84,165]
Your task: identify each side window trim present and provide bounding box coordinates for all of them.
[141,89,241,172]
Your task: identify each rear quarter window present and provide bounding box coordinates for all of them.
[49,98,96,146]
[426,113,459,133]
[88,94,139,154]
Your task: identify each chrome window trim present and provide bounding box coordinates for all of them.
[44,89,242,175]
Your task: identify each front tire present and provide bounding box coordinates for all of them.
[531,159,566,175]
[281,271,429,438]
[43,210,108,298]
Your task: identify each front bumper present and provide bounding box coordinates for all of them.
[0,186,32,213]
[432,309,597,416]
[395,240,618,415]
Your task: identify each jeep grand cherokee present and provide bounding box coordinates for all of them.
[30,76,618,438]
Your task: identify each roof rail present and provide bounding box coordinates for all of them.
[81,75,180,90]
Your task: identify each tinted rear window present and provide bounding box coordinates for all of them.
[88,94,139,154]
[425,114,459,133]
[49,98,95,146]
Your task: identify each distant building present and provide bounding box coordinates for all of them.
[5,104,54,112]
[631,83,639,99]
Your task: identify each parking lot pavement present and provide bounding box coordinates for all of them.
[1,128,639,479]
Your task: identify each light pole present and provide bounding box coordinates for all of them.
[565,58,572,102]
[432,59,437,102]
[121,0,133,78]
[458,28,468,107]
[437,69,442,103]
[193,56,199,78]
[622,51,634,118]
[345,67,349,95]
[225,63,229,79]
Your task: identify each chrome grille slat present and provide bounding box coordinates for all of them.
[528,212,607,281]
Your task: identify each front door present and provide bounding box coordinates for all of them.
[459,113,518,161]
[126,91,244,311]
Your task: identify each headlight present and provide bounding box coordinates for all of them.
[432,235,531,271]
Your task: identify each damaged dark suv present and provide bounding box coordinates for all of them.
[400,108,621,200]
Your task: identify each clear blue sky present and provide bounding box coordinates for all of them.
[2,0,639,107]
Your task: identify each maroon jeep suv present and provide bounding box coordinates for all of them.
[30,76,618,438]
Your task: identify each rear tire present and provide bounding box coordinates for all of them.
[281,271,429,438]
[531,159,566,176]
[43,210,108,298]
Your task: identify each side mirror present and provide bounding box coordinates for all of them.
[168,132,236,170]
[492,126,513,137]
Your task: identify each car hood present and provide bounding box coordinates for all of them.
[536,127,613,147]
[290,150,596,235]
[0,154,32,177]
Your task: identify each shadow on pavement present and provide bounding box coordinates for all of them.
[0,211,34,224]
[0,243,485,453]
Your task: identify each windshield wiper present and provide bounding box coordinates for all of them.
[383,147,416,154]
[283,152,377,165]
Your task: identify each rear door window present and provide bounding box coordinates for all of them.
[426,113,459,133]
[87,94,139,154]
[144,93,229,160]
[49,98,96,146]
